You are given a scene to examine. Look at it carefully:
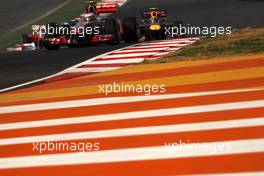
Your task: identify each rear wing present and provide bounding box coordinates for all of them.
[142,10,167,18]
[96,3,119,13]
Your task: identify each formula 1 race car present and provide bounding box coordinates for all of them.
[73,1,138,45]
[71,6,122,46]
[43,2,126,49]
[139,7,183,40]
[22,0,139,50]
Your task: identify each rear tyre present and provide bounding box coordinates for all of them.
[105,19,121,45]
[68,44,78,48]
[123,17,138,43]
[150,30,162,40]
[45,45,60,50]
[22,34,31,43]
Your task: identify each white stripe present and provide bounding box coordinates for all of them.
[153,38,200,43]
[145,37,200,43]
[66,67,121,73]
[1,99,264,132]
[102,52,156,58]
[145,40,195,45]
[1,116,264,145]
[0,89,260,114]
[120,47,170,52]
[136,43,189,47]
[132,43,188,48]
[186,172,264,176]
[140,39,194,44]
[0,139,263,169]
[85,58,144,64]
[124,45,178,50]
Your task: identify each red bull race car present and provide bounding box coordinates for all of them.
[139,7,183,40]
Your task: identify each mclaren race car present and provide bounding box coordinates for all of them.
[139,7,183,40]
[22,0,139,50]
[67,1,139,47]
[71,1,139,45]
[68,2,123,46]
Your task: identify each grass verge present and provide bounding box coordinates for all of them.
[146,28,264,64]
[0,0,85,50]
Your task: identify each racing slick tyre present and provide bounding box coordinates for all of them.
[43,22,61,50]
[68,43,79,48]
[123,17,138,43]
[45,45,60,50]
[150,30,162,40]
[22,34,31,43]
[105,19,121,45]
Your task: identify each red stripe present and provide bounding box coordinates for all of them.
[1,126,263,157]
[134,42,191,47]
[107,50,166,55]
[1,107,263,139]
[1,89,263,124]
[123,46,181,50]
[0,153,263,175]
[45,72,96,83]
[154,38,199,42]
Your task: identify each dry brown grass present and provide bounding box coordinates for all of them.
[145,28,264,64]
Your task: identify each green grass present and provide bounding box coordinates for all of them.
[147,28,264,63]
[0,0,85,50]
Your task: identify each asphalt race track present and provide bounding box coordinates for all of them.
[1,0,264,90]
[121,0,264,28]
[0,0,66,36]
[0,44,130,89]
